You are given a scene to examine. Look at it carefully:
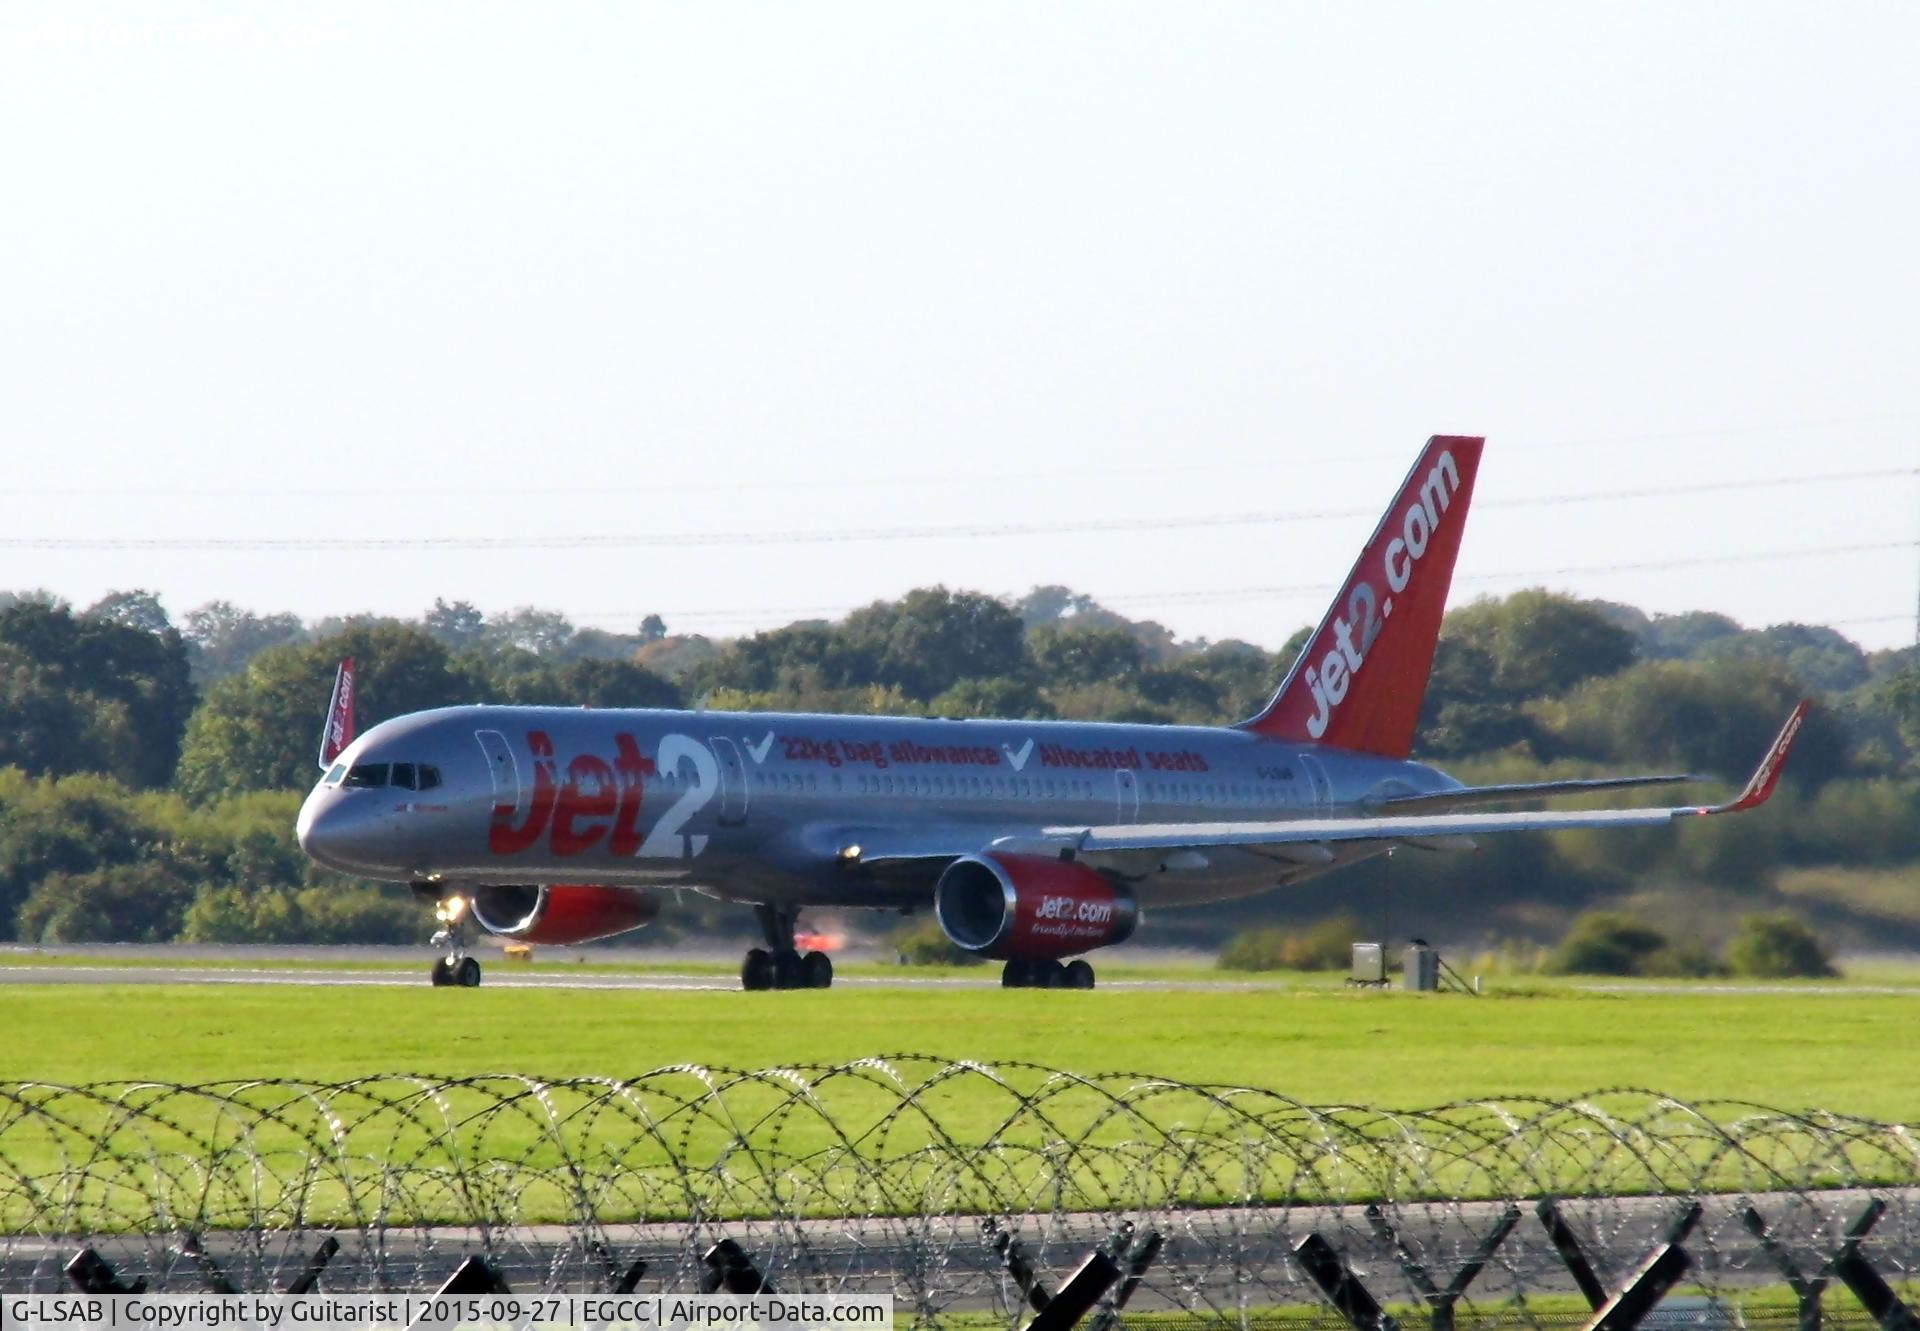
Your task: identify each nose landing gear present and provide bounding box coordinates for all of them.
[742,903,833,991]
[426,892,483,988]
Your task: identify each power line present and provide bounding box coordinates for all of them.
[12,409,1918,498]
[561,539,1920,625]
[2,467,1913,552]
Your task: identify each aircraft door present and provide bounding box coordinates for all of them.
[475,730,520,813]
[708,737,748,826]
[1299,754,1332,810]
[1115,769,1140,823]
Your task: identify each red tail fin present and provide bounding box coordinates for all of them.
[317,657,357,768]
[1238,435,1484,758]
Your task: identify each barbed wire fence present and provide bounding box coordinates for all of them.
[2,1057,1916,1329]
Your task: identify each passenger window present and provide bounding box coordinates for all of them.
[342,763,389,789]
[391,763,417,790]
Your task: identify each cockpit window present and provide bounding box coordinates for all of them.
[418,765,442,790]
[322,762,348,787]
[391,763,417,790]
[342,763,389,788]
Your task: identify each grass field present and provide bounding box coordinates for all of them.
[5,979,1917,1230]
[5,980,1919,1116]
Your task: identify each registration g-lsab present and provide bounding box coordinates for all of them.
[296,436,1811,990]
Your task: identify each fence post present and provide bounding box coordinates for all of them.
[1366,1203,1520,1331]
[175,1233,238,1295]
[1583,1245,1692,1331]
[700,1239,773,1295]
[983,1219,1053,1315]
[282,1236,340,1296]
[1747,1196,1892,1331]
[1829,1240,1920,1331]
[64,1248,145,1295]
[1087,1230,1164,1331]
[1294,1232,1400,1331]
[1535,1199,1608,1311]
[1027,1250,1121,1331]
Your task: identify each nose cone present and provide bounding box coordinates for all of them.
[297,786,400,875]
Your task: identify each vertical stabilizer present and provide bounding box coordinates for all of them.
[318,657,357,768]
[1238,435,1483,758]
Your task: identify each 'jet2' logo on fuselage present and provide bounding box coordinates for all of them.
[1305,450,1461,739]
[489,730,716,860]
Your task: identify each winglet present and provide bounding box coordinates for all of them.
[1705,700,1811,815]
[317,657,357,769]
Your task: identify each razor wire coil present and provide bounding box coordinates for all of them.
[1,1057,1914,1325]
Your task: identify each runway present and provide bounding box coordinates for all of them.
[0,963,1288,991]
[2,945,1913,994]
[3,964,1916,994]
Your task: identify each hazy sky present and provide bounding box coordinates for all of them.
[4,3,1916,651]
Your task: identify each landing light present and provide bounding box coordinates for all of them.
[435,895,468,925]
[838,845,862,864]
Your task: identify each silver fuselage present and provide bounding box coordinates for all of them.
[297,705,1461,909]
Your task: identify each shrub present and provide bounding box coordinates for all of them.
[1546,911,1669,976]
[889,919,986,966]
[16,863,195,942]
[1640,940,1723,979]
[1218,917,1362,972]
[1724,913,1837,979]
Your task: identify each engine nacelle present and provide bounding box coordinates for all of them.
[934,853,1139,960]
[469,883,661,946]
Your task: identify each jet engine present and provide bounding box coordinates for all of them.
[469,883,661,946]
[933,853,1139,960]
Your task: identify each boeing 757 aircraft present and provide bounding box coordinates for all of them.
[297,436,1809,989]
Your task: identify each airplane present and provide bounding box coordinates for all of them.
[296,435,1811,989]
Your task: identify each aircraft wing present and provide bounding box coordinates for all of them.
[1367,772,1698,814]
[1048,701,1809,860]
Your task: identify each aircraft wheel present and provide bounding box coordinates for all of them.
[1063,959,1096,990]
[456,957,482,988]
[1001,961,1024,988]
[802,950,834,989]
[773,949,805,990]
[742,948,774,991]
[430,959,454,987]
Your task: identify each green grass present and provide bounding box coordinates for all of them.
[5,981,1920,1111]
[4,982,1917,1231]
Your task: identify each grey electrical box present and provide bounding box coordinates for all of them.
[1405,944,1439,991]
[1351,942,1386,984]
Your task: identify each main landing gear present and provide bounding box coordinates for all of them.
[424,891,482,988]
[1002,958,1097,989]
[741,903,833,991]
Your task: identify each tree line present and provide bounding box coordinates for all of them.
[0,583,1916,949]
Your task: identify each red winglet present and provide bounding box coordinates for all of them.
[317,657,358,769]
[1708,700,1811,815]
